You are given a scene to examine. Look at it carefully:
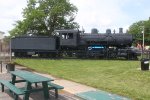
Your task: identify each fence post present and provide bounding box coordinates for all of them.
[0,61,2,73]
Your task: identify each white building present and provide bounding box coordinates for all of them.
[0,31,4,40]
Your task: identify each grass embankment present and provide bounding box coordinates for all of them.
[15,58,150,100]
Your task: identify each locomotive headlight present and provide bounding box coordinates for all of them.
[88,47,92,50]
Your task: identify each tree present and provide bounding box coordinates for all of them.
[9,20,28,37]
[9,0,79,37]
[128,18,150,45]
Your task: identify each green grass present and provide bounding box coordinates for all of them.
[15,58,150,100]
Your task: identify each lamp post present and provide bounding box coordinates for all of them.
[142,26,144,59]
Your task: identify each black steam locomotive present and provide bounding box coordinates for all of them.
[11,28,139,59]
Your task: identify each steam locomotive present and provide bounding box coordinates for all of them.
[11,28,139,59]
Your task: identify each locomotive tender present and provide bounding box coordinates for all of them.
[11,28,139,59]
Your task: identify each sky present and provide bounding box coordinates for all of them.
[0,0,150,35]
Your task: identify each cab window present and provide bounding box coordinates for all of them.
[62,33,73,39]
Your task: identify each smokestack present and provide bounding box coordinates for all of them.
[119,28,123,34]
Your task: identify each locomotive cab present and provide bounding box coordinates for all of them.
[54,29,80,48]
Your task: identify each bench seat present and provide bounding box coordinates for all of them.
[35,81,64,98]
[0,79,25,100]
[48,82,64,98]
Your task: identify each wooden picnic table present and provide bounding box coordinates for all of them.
[10,70,54,100]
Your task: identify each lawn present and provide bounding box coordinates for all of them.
[14,58,150,100]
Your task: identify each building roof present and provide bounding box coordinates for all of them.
[0,31,5,34]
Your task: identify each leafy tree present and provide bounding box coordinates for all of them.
[9,0,79,37]
[128,18,150,45]
[9,21,28,37]
[144,19,150,34]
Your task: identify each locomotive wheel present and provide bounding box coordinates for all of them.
[39,53,48,58]
[108,51,117,58]
[14,52,20,57]
[14,52,23,57]
[57,52,63,58]
[126,53,138,60]
[51,53,56,58]
[110,53,117,58]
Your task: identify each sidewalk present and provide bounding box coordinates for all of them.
[0,63,130,100]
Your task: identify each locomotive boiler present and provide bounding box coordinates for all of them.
[11,28,139,59]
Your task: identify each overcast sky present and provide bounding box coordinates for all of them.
[0,0,150,35]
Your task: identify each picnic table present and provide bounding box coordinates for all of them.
[10,70,54,100]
